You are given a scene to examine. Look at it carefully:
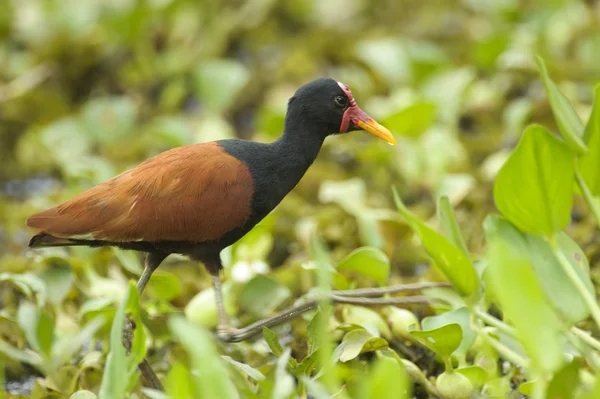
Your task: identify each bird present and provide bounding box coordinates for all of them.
[26,77,395,361]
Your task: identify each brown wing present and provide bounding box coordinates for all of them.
[26,142,254,243]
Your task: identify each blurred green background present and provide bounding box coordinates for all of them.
[2,0,600,397]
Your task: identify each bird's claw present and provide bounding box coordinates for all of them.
[216,325,243,343]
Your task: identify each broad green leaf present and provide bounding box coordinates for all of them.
[421,308,475,359]
[393,188,478,296]
[410,324,462,358]
[164,361,195,399]
[337,247,390,286]
[485,218,564,373]
[578,85,600,194]
[38,264,74,306]
[168,316,238,399]
[239,276,290,317]
[339,329,389,362]
[359,356,411,399]
[383,102,437,138]
[437,196,469,256]
[53,317,105,367]
[493,125,574,236]
[546,359,582,399]
[263,327,298,368]
[70,391,97,399]
[113,249,143,274]
[0,273,47,306]
[485,216,592,324]
[98,283,134,399]
[146,270,182,301]
[81,96,137,145]
[222,356,266,381]
[535,56,587,154]
[17,302,54,360]
[526,232,593,323]
[342,305,392,339]
[0,339,43,369]
[456,366,487,388]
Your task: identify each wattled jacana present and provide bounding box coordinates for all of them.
[26,78,396,381]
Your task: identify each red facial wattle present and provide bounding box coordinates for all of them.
[336,81,396,145]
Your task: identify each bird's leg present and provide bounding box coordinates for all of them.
[121,252,167,391]
[211,273,231,330]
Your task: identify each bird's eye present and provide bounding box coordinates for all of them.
[334,95,347,108]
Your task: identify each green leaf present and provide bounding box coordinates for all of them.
[410,324,463,358]
[525,232,593,324]
[337,247,390,286]
[0,339,43,369]
[437,196,469,256]
[113,249,143,274]
[383,102,437,138]
[339,329,389,362]
[421,308,475,359]
[194,59,250,111]
[164,361,195,399]
[546,359,582,399]
[484,217,564,373]
[393,188,478,296]
[80,96,137,146]
[69,391,97,399]
[38,264,74,306]
[578,85,600,194]
[98,283,134,399]
[272,348,295,399]
[493,125,574,236]
[307,309,324,356]
[146,270,182,301]
[222,356,266,381]
[239,276,290,318]
[342,305,392,339]
[360,356,411,399]
[168,316,238,399]
[535,56,587,154]
[17,302,54,360]
[455,366,487,388]
[263,327,298,369]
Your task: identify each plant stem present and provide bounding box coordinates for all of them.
[575,167,600,226]
[474,309,517,338]
[470,315,529,368]
[551,244,600,331]
[572,326,600,352]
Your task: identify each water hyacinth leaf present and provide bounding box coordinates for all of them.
[456,366,488,388]
[342,305,392,339]
[70,391,97,399]
[239,275,290,317]
[393,188,478,297]
[360,356,411,399]
[337,247,390,286]
[493,125,574,236]
[38,264,74,306]
[80,96,138,145]
[578,85,600,195]
[339,329,389,362]
[410,324,462,358]
[421,307,475,359]
[383,102,437,138]
[168,317,238,399]
[485,219,564,373]
[535,56,587,154]
[525,232,593,324]
[437,196,469,256]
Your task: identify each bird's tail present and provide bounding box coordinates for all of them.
[28,233,86,248]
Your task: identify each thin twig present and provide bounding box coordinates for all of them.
[218,292,436,343]
[333,282,451,297]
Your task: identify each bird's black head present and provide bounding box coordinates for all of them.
[284,78,396,145]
